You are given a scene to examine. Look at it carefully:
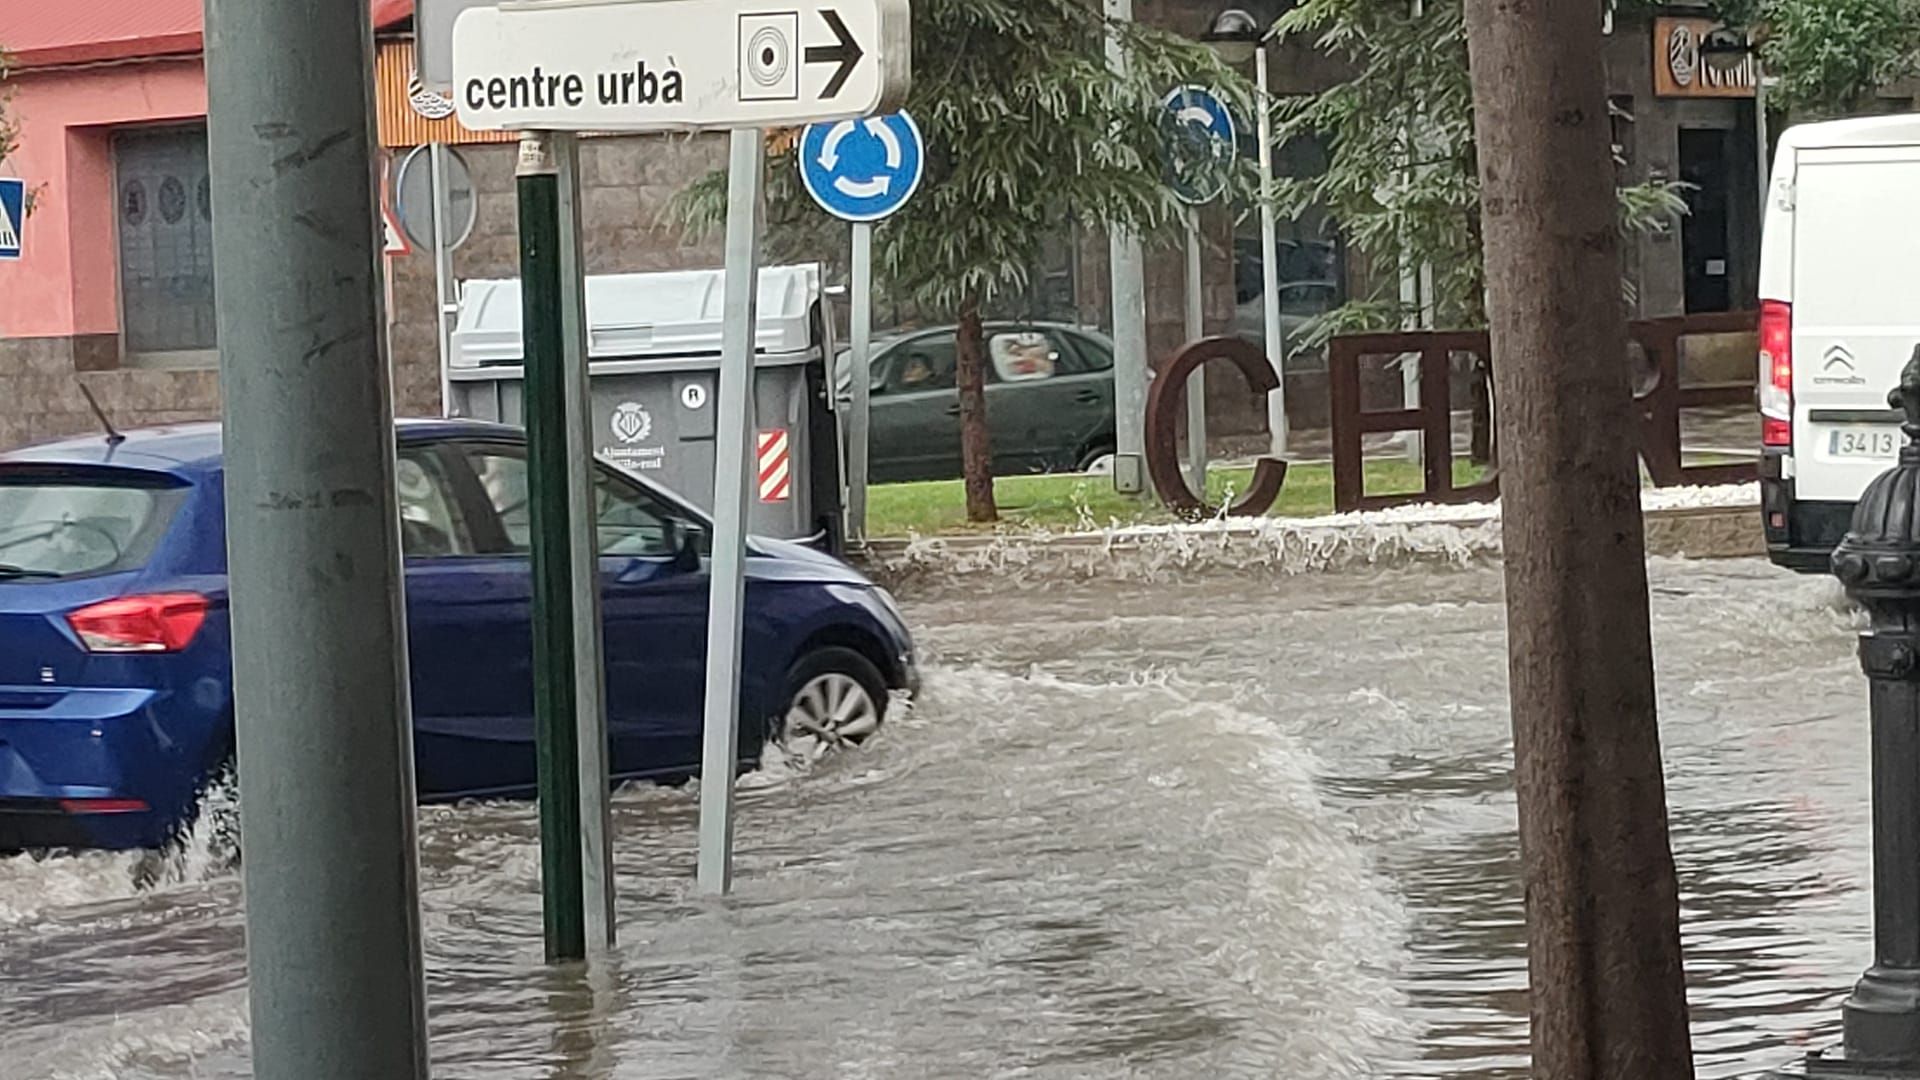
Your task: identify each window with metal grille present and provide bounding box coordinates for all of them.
[115,126,217,362]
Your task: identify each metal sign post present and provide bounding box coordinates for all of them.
[394,142,477,418]
[1254,45,1288,458]
[1161,85,1236,502]
[554,131,615,952]
[696,129,766,895]
[1184,206,1207,494]
[454,0,909,907]
[514,131,587,962]
[849,222,873,539]
[796,111,926,543]
[430,143,456,417]
[1105,0,1148,495]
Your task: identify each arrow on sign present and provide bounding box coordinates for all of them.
[805,9,864,99]
[834,175,891,198]
[817,117,900,175]
[867,116,902,167]
[819,119,855,170]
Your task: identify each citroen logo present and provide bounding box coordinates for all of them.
[1814,344,1868,386]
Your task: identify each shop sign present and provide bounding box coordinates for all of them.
[1654,17,1759,98]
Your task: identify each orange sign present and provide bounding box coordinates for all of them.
[1653,17,1759,98]
[375,37,518,148]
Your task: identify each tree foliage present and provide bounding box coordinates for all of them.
[1273,0,1686,343]
[677,0,1255,314]
[677,0,1256,521]
[1753,0,1920,115]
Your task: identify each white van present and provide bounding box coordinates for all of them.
[1760,114,1920,572]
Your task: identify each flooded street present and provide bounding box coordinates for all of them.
[0,556,1873,1078]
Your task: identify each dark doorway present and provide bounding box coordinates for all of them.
[1680,127,1733,313]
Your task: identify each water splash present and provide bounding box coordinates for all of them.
[865,484,1758,588]
[0,775,240,928]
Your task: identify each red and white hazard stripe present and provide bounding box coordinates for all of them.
[757,429,792,502]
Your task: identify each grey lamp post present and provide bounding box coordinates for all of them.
[1201,8,1288,457]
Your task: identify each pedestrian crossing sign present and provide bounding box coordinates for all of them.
[0,178,22,260]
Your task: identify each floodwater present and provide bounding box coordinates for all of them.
[0,555,1872,1078]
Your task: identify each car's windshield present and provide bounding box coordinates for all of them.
[0,479,184,579]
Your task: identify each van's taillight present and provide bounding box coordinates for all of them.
[67,593,209,653]
[1760,300,1793,448]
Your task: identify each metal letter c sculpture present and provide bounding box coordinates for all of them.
[1143,335,1289,520]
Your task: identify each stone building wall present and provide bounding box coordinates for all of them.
[384,133,728,417]
[0,337,220,450]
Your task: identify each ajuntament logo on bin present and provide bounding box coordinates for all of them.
[612,401,653,444]
[606,401,666,472]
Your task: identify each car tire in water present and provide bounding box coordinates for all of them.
[775,647,888,761]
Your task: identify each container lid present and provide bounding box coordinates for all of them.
[452,264,821,366]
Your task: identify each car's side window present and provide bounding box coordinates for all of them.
[461,444,695,560]
[396,449,472,558]
[593,467,682,558]
[467,449,534,554]
[887,335,959,394]
[988,331,1060,382]
[1062,332,1114,374]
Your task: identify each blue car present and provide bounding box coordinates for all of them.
[0,420,917,851]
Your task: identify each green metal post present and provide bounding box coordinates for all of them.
[517,132,586,962]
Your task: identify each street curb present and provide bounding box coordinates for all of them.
[847,493,1764,586]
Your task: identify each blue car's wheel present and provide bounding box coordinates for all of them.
[775,647,887,762]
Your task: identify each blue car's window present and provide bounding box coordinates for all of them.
[396,451,473,557]
[466,447,683,558]
[0,480,182,579]
[470,450,533,551]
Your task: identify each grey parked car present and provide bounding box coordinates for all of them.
[839,322,1117,484]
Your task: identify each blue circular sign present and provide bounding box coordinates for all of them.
[798,111,926,223]
[1161,86,1236,206]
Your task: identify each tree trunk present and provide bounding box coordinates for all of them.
[1462,3,1694,1079]
[955,293,997,523]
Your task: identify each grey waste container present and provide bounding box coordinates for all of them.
[447,264,846,553]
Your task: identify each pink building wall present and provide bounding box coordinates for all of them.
[2,58,207,340]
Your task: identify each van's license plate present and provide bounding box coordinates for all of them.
[1830,428,1901,459]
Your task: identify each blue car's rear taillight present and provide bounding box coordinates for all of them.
[66,593,209,653]
[58,798,151,814]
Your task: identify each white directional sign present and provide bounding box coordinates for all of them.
[452,0,910,133]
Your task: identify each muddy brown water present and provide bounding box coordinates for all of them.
[0,557,1870,1078]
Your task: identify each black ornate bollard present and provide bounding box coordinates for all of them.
[1820,348,1920,1075]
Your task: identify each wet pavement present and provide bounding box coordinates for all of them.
[0,556,1873,1078]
